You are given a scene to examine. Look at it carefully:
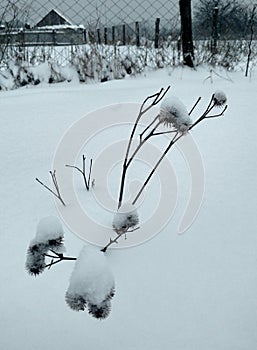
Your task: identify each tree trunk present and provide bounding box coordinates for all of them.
[179,0,194,67]
[211,5,219,55]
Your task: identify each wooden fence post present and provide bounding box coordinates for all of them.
[97,28,101,44]
[122,24,126,45]
[104,27,108,45]
[155,18,160,48]
[211,5,218,54]
[135,21,140,47]
[112,26,115,44]
[179,0,194,67]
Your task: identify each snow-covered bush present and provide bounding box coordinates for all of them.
[65,246,115,319]
[0,41,181,90]
[159,96,192,133]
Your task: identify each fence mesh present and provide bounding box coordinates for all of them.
[1,0,180,41]
[1,0,257,88]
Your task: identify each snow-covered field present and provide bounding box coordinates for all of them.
[1,66,257,350]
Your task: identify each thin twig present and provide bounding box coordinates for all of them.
[118,86,170,208]
[66,155,93,191]
[50,171,64,204]
[36,170,66,206]
[139,115,159,141]
[189,97,201,115]
[152,130,177,137]
[101,227,140,252]
[132,132,180,205]
[205,105,228,118]
[132,96,228,204]
[126,120,162,168]
[88,158,93,187]
[44,250,77,269]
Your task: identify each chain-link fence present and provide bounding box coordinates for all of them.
[0,0,182,88]
[1,0,257,89]
[192,0,257,70]
[1,0,180,43]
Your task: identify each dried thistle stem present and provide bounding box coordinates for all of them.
[36,170,66,206]
[66,155,93,191]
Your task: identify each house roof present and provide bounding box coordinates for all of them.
[36,9,73,27]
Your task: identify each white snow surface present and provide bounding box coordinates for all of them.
[34,215,64,243]
[67,246,115,305]
[159,95,192,132]
[1,66,257,350]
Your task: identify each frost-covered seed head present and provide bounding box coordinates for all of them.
[35,216,64,245]
[159,96,192,133]
[104,287,115,301]
[65,292,87,311]
[112,203,139,234]
[88,301,111,320]
[213,90,227,106]
[48,236,64,250]
[25,242,48,276]
[30,216,65,253]
[66,246,115,319]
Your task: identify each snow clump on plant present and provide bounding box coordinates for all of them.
[213,90,227,106]
[65,245,115,319]
[112,203,139,234]
[159,96,192,133]
[25,216,65,276]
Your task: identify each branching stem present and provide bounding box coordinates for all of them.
[118,86,170,208]
[132,95,228,204]
[44,250,77,269]
[36,170,66,206]
[66,155,93,191]
[101,227,140,252]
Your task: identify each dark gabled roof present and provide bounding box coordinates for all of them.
[36,9,73,27]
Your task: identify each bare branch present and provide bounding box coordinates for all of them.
[152,130,177,137]
[189,97,201,115]
[118,86,170,208]
[139,115,159,141]
[101,227,140,252]
[66,155,93,191]
[88,158,93,187]
[205,105,228,118]
[132,95,228,205]
[189,95,227,130]
[132,132,181,205]
[44,250,77,269]
[35,170,66,206]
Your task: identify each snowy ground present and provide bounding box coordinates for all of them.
[1,66,257,350]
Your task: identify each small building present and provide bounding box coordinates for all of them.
[36,9,72,28]
[0,9,86,46]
